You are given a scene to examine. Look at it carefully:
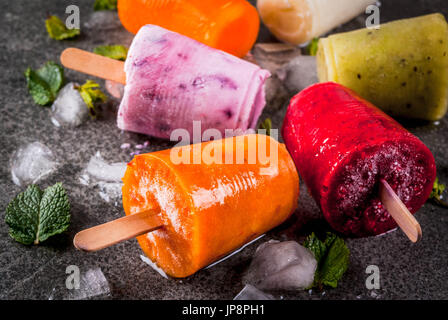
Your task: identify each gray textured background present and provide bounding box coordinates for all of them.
[0,0,447,300]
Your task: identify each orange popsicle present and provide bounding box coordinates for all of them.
[117,0,260,58]
[122,134,299,278]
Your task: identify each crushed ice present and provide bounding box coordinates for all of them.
[79,152,127,203]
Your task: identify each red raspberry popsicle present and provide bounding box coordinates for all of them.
[282,82,437,237]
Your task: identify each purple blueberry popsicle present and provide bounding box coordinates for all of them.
[117,25,271,140]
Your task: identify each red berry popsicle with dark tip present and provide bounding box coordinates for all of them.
[282,82,437,237]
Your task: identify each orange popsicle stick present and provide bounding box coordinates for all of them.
[60,48,126,84]
[379,179,422,243]
[73,209,163,252]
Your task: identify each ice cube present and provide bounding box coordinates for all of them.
[96,181,123,203]
[86,151,127,182]
[10,142,59,186]
[49,268,111,300]
[252,43,302,71]
[79,152,127,203]
[234,284,275,300]
[244,240,317,291]
[51,82,89,127]
[252,43,304,111]
[276,56,318,94]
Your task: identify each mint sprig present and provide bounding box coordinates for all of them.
[45,15,80,40]
[25,61,64,106]
[5,183,71,245]
[94,0,117,11]
[429,177,448,208]
[93,45,128,61]
[76,80,108,118]
[304,232,350,289]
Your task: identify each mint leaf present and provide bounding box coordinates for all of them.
[93,45,128,61]
[304,232,350,289]
[94,0,117,11]
[306,38,319,56]
[5,183,71,245]
[429,177,448,208]
[258,118,272,137]
[25,68,53,106]
[45,15,80,40]
[319,237,350,288]
[76,80,108,118]
[36,61,64,97]
[25,61,64,106]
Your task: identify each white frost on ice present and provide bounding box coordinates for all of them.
[10,141,59,186]
[244,240,317,291]
[51,82,89,127]
[140,255,169,279]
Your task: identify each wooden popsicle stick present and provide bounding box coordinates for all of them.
[60,48,126,84]
[73,209,163,252]
[379,179,422,243]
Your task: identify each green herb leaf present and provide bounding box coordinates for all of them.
[25,61,64,106]
[93,45,128,61]
[94,0,118,11]
[5,183,71,245]
[45,15,80,40]
[306,38,320,56]
[77,80,108,118]
[304,232,350,289]
[429,177,448,208]
[258,118,272,137]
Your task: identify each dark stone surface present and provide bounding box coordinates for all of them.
[0,0,447,300]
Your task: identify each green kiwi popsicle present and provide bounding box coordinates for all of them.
[317,13,448,121]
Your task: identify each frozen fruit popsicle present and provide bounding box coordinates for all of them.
[118,0,260,58]
[317,13,448,121]
[60,25,270,140]
[118,25,270,140]
[282,82,436,237]
[257,0,377,45]
[75,134,299,278]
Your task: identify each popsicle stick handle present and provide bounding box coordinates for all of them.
[379,179,422,243]
[74,209,163,252]
[60,48,126,84]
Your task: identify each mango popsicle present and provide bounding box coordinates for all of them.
[118,0,260,58]
[257,0,377,45]
[122,134,299,278]
[282,83,436,237]
[117,25,271,140]
[317,13,448,121]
